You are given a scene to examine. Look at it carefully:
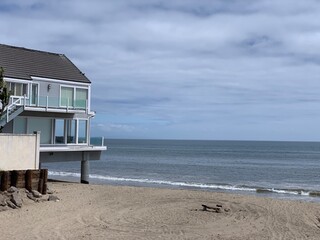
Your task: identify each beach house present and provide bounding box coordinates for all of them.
[0,43,106,183]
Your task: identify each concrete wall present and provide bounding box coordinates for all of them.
[0,132,40,171]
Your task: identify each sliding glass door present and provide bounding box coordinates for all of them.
[31,83,38,105]
[61,87,74,107]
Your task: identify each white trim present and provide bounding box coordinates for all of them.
[3,77,31,84]
[51,119,55,144]
[30,82,40,106]
[6,80,29,99]
[24,106,87,114]
[75,119,79,144]
[88,85,91,112]
[63,118,67,144]
[31,76,90,87]
[40,145,106,152]
[88,117,91,145]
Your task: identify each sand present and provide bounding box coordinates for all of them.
[0,182,320,240]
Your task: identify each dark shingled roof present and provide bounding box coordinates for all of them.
[0,44,91,83]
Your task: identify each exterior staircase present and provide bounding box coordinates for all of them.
[0,99,24,129]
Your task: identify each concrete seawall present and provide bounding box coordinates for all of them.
[0,132,40,171]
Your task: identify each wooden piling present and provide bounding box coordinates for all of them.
[11,170,26,188]
[0,169,48,194]
[38,169,44,193]
[42,169,48,194]
[31,170,40,190]
[25,170,33,191]
[0,171,10,191]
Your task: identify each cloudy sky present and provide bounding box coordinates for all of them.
[1,0,320,141]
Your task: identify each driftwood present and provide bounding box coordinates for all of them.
[202,204,222,213]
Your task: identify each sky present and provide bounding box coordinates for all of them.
[1,0,320,141]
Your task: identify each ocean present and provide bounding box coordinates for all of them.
[43,139,320,202]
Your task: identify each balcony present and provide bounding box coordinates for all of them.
[40,137,106,153]
[8,95,92,115]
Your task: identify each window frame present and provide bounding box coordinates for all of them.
[59,85,89,109]
[6,80,30,98]
[53,118,89,145]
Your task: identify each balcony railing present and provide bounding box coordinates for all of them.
[39,137,105,148]
[9,95,88,111]
[90,137,105,147]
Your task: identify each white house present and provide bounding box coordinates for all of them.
[0,43,106,183]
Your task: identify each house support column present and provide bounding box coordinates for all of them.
[81,152,90,184]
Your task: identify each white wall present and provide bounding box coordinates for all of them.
[0,132,40,171]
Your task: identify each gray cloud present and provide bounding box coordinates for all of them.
[2,0,320,140]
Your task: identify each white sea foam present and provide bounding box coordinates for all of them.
[48,171,255,192]
[301,191,310,196]
[269,188,299,195]
[49,171,81,178]
[48,171,318,197]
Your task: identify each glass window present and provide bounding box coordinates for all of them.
[78,120,87,143]
[61,87,74,107]
[23,84,27,96]
[66,119,76,144]
[75,88,88,109]
[31,84,38,105]
[8,82,28,96]
[55,119,65,144]
[8,82,15,94]
[15,83,22,95]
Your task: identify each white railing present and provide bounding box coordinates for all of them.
[6,97,23,122]
[7,94,88,112]
[9,96,24,106]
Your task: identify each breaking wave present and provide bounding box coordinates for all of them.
[48,171,320,198]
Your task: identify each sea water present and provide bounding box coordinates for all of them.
[43,139,320,202]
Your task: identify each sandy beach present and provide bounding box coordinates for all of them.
[1,182,320,240]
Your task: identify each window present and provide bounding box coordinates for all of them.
[66,119,76,144]
[31,84,38,105]
[61,87,74,107]
[75,88,88,109]
[54,119,88,145]
[8,82,28,96]
[61,86,88,109]
[55,119,65,144]
[78,120,87,143]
